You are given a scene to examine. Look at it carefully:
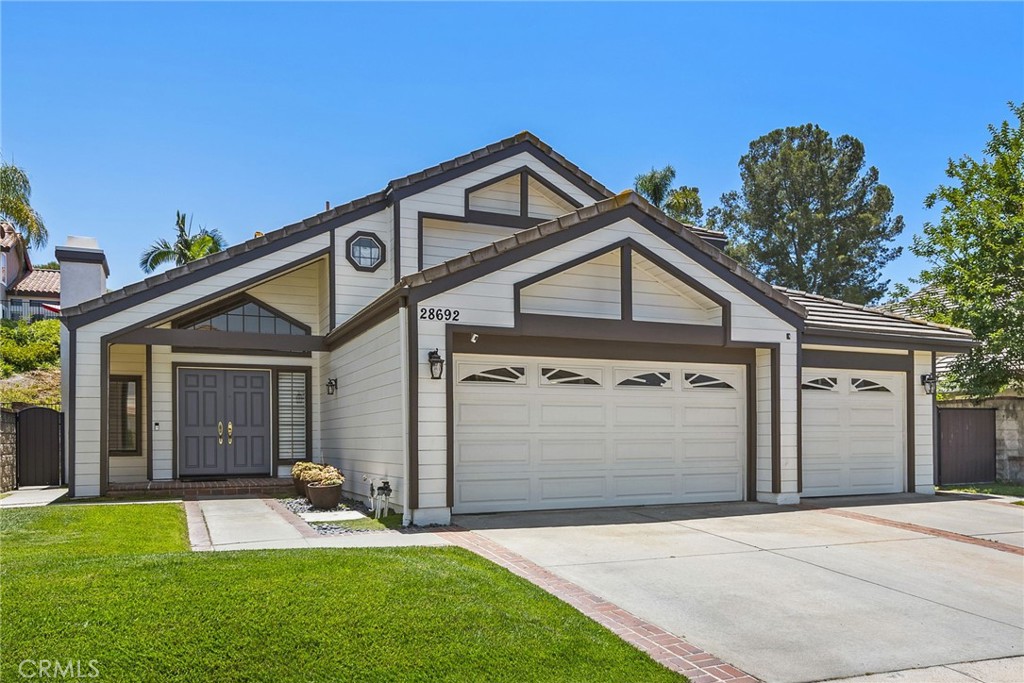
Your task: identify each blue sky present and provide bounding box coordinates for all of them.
[3,1,1022,292]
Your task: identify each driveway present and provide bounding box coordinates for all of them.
[455,494,1024,683]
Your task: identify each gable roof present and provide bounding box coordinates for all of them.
[780,287,975,347]
[62,132,625,322]
[8,268,60,296]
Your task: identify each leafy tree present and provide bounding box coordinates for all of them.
[0,318,60,378]
[34,260,59,270]
[0,161,47,249]
[139,211,227,273]
[634,165,704,224]
[708,124,904,304]
[905,102,1024,397]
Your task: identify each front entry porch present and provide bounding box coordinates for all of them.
[107,477,294,499]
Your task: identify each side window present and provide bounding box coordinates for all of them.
[109,376,141,455]
[345,232,386,272]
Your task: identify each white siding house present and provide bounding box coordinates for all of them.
[59,132,976,523]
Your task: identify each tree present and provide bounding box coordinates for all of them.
[35,260,60,270]
[139,211,227,273]
[707,124,904,304]
[634,165,704,224]
[0,161,47,249]
[905,102,1024,397]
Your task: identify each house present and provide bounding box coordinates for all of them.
[59,133,976,523]
[1,221,61,320]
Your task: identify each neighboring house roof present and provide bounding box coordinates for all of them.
[779,287,975,347]
[8,268,61,296]
[62,132,726,321]
[0,221,21,250]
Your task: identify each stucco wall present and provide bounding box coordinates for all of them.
[940,396,1023,484]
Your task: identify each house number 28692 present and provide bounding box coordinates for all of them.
[419,307,460,321]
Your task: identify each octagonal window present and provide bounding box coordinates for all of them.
[345,232,386,272]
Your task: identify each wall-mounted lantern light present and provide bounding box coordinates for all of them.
[326,378,338,395]
[428,349,445,380]
[920,373,937,395]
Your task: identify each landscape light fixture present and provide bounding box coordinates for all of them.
[428,349,445,380]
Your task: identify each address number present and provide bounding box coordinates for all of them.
[419,307,460,321]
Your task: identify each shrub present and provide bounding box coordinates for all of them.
[290,461,320,478]
[0,319,60,378]
[313,466,345,487]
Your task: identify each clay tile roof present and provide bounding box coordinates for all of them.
[1,221,21,250]
[9,268,61,295]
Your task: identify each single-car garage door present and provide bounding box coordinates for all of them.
[453,355,747,513]
[801,369,905,497]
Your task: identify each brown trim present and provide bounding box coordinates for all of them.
[931,351,938,487]
[407,304,419,509]
[88,248,331,341]
[99,335,110,495]
[146,345,153,481]
[463,165,526,216]
[445,324,455,508]
[392,200,402,285]
[907,351,916,493]
[417,211,541,272]
[170,347,312,358]
[520,171,529,217]
[272,367,314,474]
[108,375,143,456]
[172,291,313,334]
[519,314,725,346]
[462,164,584,221]
[114,328,325,353]
[802,330,976,352]
[325,290,407,349]
[67,327,76,495]
[55,247,110,276]
[771,347,781,494]
[65,211,375,329]
[329,229,337,330]
[746,359,757,501]
[802,349,914,372]
[344,230,387,273]
[796,337,803,494]
[621,244,632,322]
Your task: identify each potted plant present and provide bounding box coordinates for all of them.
[291,462,322,496]
[306,466,344,510]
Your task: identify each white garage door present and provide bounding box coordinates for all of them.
[801,369,905,497]
[452,355,747,513]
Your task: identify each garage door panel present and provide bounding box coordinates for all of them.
[537,439,606,465]
[457,402,529,426]
[802,368,904,497]
[456,439,530,467]
[539,403,605,426]
[454,355,747,513]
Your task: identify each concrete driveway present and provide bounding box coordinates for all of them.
[456,494,1024,683]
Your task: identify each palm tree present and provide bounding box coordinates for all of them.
[0,161,48,249]
[139,211,227,273]
[634,165,704,224]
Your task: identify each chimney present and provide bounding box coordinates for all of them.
[56,236,109,310]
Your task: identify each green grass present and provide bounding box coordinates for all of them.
[314,512,405,532]
[940,483,1024,498]
[1,505,682,682]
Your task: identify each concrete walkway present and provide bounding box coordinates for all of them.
[185,498,448,551]
[825,656,1024,682]
[0,486,67,508]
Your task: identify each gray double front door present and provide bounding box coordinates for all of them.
[178,368,271,476]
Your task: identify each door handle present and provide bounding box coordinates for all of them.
[218,421,224,445]
[227,421,233,445]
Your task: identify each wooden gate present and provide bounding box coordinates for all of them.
[937,408,996,485]
[16,407,63,487]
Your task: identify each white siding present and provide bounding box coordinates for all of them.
[520,250,620,319]
[107,344,148,483]
[914,350,936,492]
[527,176,576,219]
[468,174,520,215]
[249,260,323,334]
[398,151,597,279]
[413,217,799,511]
[320,315,405,508]
[632,252,721,326]
[334,208,395,325]
[421,219,515,271]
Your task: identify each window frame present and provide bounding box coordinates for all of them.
[274,368,313,464]
[172,293,312,336]
[108,374,142,457]
[345,231,387,273]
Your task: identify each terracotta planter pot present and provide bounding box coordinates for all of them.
[292,476,306,497]
[306,483,342,510]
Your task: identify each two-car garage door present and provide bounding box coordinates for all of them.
[452,355,747,513]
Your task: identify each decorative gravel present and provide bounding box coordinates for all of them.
[280,497,460,536]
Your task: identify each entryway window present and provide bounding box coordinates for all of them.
[176,295,309,336]
[277,372,309,460]
[109,375,141,455]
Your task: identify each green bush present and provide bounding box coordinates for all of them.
[0,319,60,377]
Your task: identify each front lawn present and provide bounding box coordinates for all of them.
[1,504,682,682]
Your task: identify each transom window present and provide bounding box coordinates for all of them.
[617,371,672,387]
[802,377,838,391]
[460,366,526,384]
[851,377,892,393]
[177,296,308,336]
[683,372,733,390]
[541,367,601,386]
[345,231,386,272]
